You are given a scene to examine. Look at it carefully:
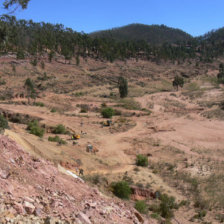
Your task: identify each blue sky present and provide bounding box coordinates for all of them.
[9,0,224,36]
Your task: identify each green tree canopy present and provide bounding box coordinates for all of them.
[118,76,128,98]
[3,0,30,10]
[172,75,184,91]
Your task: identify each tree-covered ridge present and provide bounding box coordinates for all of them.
[90,23,193,45]
[0,16,223,63]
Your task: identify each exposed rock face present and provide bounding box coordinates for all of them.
[131,186,155,201]
[0,135,147,223]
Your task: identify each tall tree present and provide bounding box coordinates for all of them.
[118,76,128,98]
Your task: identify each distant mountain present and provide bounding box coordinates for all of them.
[90,23,193,45]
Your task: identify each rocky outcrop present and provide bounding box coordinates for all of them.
[131,186,155,201]
[0,135,147,223]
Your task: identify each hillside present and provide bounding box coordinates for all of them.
[90,24,193,45]
[0,54,223,222]
[0,134,145,223]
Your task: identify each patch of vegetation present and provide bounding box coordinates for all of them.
[101,107,114,118]
[136,154,148,167]
[37,72,49,81]
[0,114,8,130]
[52,124,68,134]
[0,79,6,85]
[111,181,131,199]
[16,49,25,59]
[33,102,45,107]
[117,98,141,110]
[217,63,224,84]
[48,136,66,144]
[27,120,44,137]
[135,201,148,214]
[79,104,89,113]
[84,174,108,186]
[150,213,160,220]
[30,58,38,66]
[202,108,224,120]
[50,108,57,113]
[186,82,200,91]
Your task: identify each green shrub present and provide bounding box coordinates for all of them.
[50,108,57,113]
[30,58,37,66]
[0,80,6,85]
[159,194,177,219]
[80,104,89,113]
[27,120,44,137]
[112,181,131,199]
[41,61,45,69]
[33,102,45,107]
[101,107,114,118]
[48,136,66,144]
[150,213,160,219]
[0,114,8,130]
[16,49,25,59]
[53,124,67,134]
[135,200,148,214]
[136,154,148,167]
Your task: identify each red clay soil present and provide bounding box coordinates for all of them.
[0,135,149,224]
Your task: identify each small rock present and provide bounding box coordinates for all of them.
[13,202,25,215]
[77,212,92,224]
[0,169,10,179]
[34,207,42,216]
[24,201,35,214]
[135,212,144,223]
[24,196,35,203]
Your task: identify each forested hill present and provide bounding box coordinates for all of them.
[0,16,224,63]
[90,24,193,45]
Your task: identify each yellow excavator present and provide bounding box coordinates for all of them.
[71,133,80,140]
[67,127,80,140]
[103,120,112,127]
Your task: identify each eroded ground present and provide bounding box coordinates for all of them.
[1,55,224,222]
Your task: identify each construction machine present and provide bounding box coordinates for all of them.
[103,120,112,127]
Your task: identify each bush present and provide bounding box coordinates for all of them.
[33,102,45,107]
[0,114,8,130]
[136,154,148,167]
[135,201,148,214]
[48,136,66,144]
[27,120,44,137]
[80,104,89,113]
[112,181,131,199]
[16,49,25,59]
[30,58,38,66]
[53,124,67,134]
[50,108,57,113]
[101,107,114,118]
[159,194,177,219]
